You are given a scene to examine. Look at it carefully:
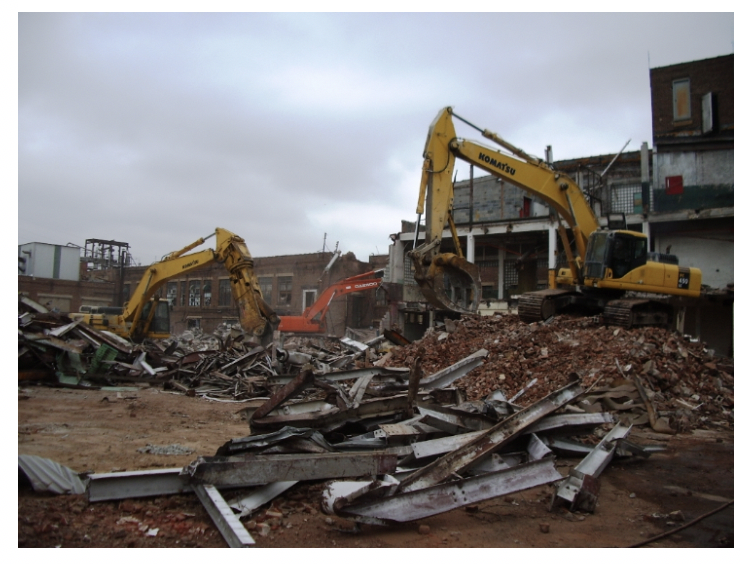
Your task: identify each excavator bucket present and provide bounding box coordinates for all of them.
[412,252,481,315]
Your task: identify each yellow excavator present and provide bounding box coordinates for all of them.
[409,107,702,327]
[70,228,279,345]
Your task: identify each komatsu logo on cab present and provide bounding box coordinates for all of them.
[478,152,516,176]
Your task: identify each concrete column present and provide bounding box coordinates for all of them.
[641,141,651,214]
[497,249,506,301]
[466,232,475,263]
[642,221,651,251]
[389,240,405,284]
[548,226,558,287]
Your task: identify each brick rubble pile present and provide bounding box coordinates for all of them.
[383,313,733,431]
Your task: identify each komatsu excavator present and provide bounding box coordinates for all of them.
[278,270,383,334]
[409,107,703,327]
[70,228,279,345]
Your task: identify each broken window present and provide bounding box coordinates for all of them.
[376,287,387,306]
[278,276,292,305]
[187,318,201,330]
[258,277,273,303]
[122,284,130,305]
[403,254,416,286]
[218,279,232,307]
[166,282,177,307]
[180,281,187,306]
[189,280,201,307]
[303,289,317,310]
[203,280,212,307]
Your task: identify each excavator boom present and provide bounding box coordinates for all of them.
[278,270,383,334]
[410,107,702,326]
[71,228,279,344]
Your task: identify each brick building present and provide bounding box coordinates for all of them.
[647,54,733,290]
[19,247,389,338]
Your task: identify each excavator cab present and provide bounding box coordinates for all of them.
[139,299,171,338]
[583,230,648,281]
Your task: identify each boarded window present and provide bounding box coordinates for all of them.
[673,78,691,121]
[666,175,684,195]
[218,279,232,307]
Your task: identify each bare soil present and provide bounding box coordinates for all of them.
[18,384,734,548]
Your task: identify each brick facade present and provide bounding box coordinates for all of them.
[650,54,733,150]
[19,251,389,337]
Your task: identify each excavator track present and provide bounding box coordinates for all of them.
[517,289,575,323]
[602,299,672,329]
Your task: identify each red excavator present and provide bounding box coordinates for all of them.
[278,270,384,334]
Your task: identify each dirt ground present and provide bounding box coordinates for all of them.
[18,384,734,548]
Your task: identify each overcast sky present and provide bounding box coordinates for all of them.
[17,12,734,266]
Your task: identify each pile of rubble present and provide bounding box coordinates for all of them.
[382,314,733,432]
[18,295,368,401]
[19,294,733,547]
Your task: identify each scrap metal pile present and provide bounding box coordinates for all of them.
[18,295,369,400]
[18,294,733,547]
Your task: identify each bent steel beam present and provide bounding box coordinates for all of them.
[326,458,562,524]
[396,380,583,493]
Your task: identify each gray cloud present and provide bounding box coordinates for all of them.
[18,12,733,265]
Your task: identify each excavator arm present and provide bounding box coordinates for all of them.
[410,107,600,312]
[278,270,383,334]
[118,228,279,344]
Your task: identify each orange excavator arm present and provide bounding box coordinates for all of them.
[278,270,384,334]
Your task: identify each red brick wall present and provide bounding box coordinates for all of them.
[650,54,733,145]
